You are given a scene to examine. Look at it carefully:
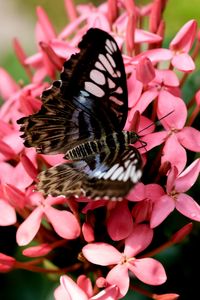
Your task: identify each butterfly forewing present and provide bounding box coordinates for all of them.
[17,28,128,155]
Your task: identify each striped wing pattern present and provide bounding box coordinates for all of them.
[17,28,142,200]
[38,147,142,200]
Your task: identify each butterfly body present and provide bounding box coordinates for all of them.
[65,131,139,161]
[17,28,143,200]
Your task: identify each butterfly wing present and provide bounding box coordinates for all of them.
[17,28,128,155]
[37,147,142,200]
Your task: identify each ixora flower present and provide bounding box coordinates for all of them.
[83,224,167,298]
[0,0,199,299]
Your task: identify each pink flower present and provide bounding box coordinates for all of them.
[140,90,200,173]
[54,274,119,300]
[83,224,166,297]
[16,192,80,246]
[151,159,200,227]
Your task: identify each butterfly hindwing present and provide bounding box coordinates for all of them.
[17,28,128,155]
[37,147,142,200]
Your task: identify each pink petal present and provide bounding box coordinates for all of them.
[124,224,153,257]
[2,183,26,209]
[161,134,187,174]
[54,284,71,300]
[36,6,56,42]
[106,264,129,297]
[16,206,43,246]
[82,243,121,266]
[130,88,158,114]
[22,243,52,257]
[136,57,155,85]
[135,29,162,44]
[156,70,179,87]
[77,275,93,298]
[127,182,146,202]
[107,201,133,241]
[150,195,175,228]
[129,258,167,285]
[170,20,197,53]
[141,131,167,152]
[131,200,152,223]
[175,159,200,192]
[91,285,119,300]
[20,153,38,181]
[44,206,80,239]
[166,166,178,193]
[60,275,88,300]
[176,194,200,221]
[133,48,172,64]
[158,90,187,130]
[145,184,165,201]
[177,127,200,152]
[0,199,16,225]
[127,70,143,108]
[64,0,78,22]
[171,53,195,72]
[82,222,95,243]
[0,68,19,100]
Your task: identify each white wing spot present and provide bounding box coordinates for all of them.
[106,39,114,52]
[103,163,119,180]
[108,78,116,89]
[106,53,116,68]
[109,96,123,106]
[124,160,131,168]
[90,69,106,85]
[115,87,123,94]
[116,71,121,77]
[110,166,124,180]
[95,61,106,71]
[98,54,114,76]
[105,45,112,55]
[85,81,105,97]
[123,164,133,182]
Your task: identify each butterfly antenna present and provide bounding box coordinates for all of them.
[137,110,174,135]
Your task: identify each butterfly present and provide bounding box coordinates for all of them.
[17,28,142,200]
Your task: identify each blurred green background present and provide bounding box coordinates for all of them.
[0,0,200,299]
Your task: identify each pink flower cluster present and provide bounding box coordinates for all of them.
[0,0,200,299]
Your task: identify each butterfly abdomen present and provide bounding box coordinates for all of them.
[65,131,138,161]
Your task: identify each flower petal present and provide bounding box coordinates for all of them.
[175,159,200,192]
[91,285,119,300]
[170,20,197,53]
[106,264,129,297]
[124,224,153,257]
[82,243,121,266]
[151,195,175,228]
[0,199,16,226]
[129,258,167,285]
[161,134,187,174]
[107,201,133,241]
[158,90,187,130]
[60,275,88,300]
[44,206,80,239]
[176,194,200,221]
[16,206,43,246]
[171,53,195,72]
[177,127,200,152]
